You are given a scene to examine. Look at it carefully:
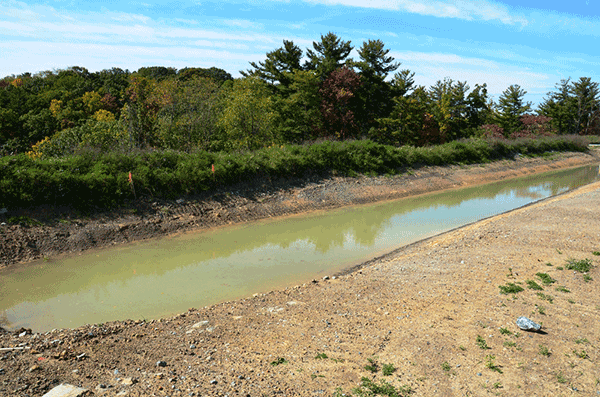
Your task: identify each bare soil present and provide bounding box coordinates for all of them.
[1,150,600,396]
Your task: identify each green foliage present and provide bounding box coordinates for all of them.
[565,258,593,273]
[0,136,589,211]
[476,335,490,350]
[381,363,396,376]
[499,327,512,335]
[495,85,532,135]
[270,357,287,366]
[364,358,378,373]
[352,377,412,397]
[484,355,502,373]
[538,345,551,357]
[441,362,451,372]
[499,283,524,294]
[217,76,277,150]
[536,272,556,285]
[315,353,328,359]
[526,280,544,290]
[537,292,554,303]
[555,286,570,293]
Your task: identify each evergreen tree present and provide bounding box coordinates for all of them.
[538,78,577,134]
[354,39,400,131]
[241,40,303,89]
[495,85,531,136]
[305,32,353,80]
[571,77,599,134]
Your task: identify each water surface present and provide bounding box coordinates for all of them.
[1,164,598,332]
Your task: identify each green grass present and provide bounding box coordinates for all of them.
[352,377,412,397]
[382,363,396,376]
[485,355,502,373]
[538,345,551,357]
[499,283,524,294]
[364,358,378,373]
[573,350,589,359]
[526,280,544,290]
[583,274,592,282]
[536,292,554,303]
[536,272,556,285]
[499,327,512,335]
[270,357,287,366]
[315,353,328,359]
[476,335,490,350]
[503,340,517,348]
[565,258,593,273]
[556,372,567,384]
[441,362,451,372]
[592,251,600,256]
[537,305,546,315]
[574,338,589,344]
[555,286,570,293]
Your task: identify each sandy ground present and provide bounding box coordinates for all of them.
[1,150,600,396]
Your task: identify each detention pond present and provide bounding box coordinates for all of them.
[1,164,599,332]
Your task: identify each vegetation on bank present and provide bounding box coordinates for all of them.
[0,135,589,211]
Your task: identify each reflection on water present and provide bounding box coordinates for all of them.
[1,164,598,332]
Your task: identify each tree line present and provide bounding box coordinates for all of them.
[1,32,598,158]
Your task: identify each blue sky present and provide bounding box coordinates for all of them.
[1,0,598,106]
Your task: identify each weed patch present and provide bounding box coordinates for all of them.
[536,292,554,303]
[526,280,544,290]
[536,272,556,285]
[382,363,396,376]
[538,345,551,357]
[353,377,412,397]
[476,335,490,350]
[499,283,524,294]
[555,286,570,293]
[485,355,502,373]
[270,357,287,366]
[565,258,593,273]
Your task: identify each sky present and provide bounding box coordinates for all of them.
[1,0,599,107]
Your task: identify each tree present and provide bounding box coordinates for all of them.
[354,39,400,131]
[217,77,276,150]
[495,85,531,136]
[157,77,224,150]
[177,67,233,85]
[538,78,577,135]
[571,77,599,134]
[428,78,471,142]
[319,67,362,139]
[305,32,353,80]
[275,70,322,143]
[370,86,437,146]
[135,66,177,81]
[241,40,303,89]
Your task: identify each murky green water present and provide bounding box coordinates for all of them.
[1,164,599,332]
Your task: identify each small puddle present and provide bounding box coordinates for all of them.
[1,164,599,332]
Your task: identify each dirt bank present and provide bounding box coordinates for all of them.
[1,150,598,268]
[1,150,600,396]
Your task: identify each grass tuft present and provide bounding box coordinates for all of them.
[499,283,524,294]
[565,258,593,273]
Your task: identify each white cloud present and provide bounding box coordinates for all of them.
[306,0,529,26]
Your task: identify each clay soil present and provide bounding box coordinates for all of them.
[1,150,600,396]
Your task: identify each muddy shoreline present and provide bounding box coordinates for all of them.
[1,150,599,268]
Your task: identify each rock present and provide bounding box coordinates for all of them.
[157,360,167,367]
[191,321,209,329]
[29,365,41,372]
[121,377,136,386]
[42,383,88,397]
[516,316,541,331]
